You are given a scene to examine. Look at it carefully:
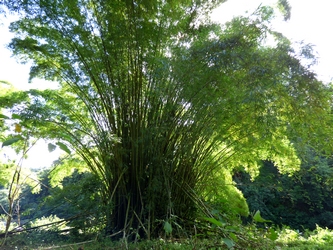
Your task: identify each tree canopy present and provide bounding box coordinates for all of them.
[1,0,332,239]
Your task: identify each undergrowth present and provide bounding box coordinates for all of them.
[2,215,333,250]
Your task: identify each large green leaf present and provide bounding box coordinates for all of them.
[56,142,71,154]
[253,210,271,223]
[2,136,22,147]
[0,114,9,119]
[203,217,225,227]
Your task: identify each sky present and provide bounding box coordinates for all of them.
[0,0,332,169]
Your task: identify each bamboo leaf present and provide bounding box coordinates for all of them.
[56,142,71,154]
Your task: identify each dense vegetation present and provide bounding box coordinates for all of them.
[0,0,333,249]
[234,158,333,230]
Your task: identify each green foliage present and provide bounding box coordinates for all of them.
[3,222,333,249]
[48,156,89,188]
[201,166,249,222]
[29,215,65,231]
[15,167,103,243]
[0,162,16,186]
[234,155,333,230]
[276,226,333,249]
[1,0,332,239]
[278,0,292,21]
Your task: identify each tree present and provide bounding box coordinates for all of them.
[1,0,332,239]
[234,156,333,230]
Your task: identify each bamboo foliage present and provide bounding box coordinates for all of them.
[1,0,332,238]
